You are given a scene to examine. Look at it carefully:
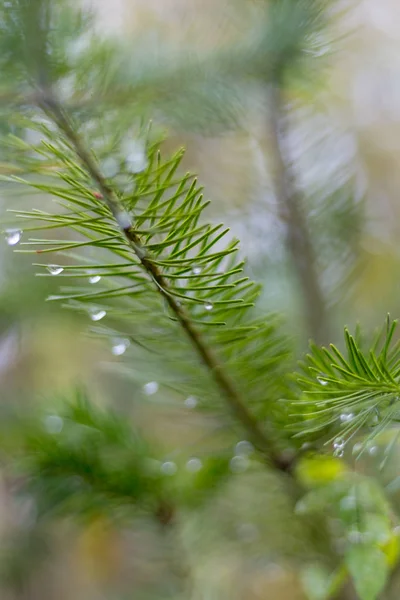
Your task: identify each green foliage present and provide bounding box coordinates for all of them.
[293,316,400,455]
[345,544,388,600]
[2,114,290,432]
[19,389,234,523]
[0,0,399,598]
[24,389,162,519]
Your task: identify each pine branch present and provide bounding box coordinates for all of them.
[293,316,400,455]
[4,89,294,473]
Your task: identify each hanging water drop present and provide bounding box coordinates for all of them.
[44,415,64,434]
[204,302,213,311]
[352,442,363,456]
[160,461,177,476]
[5,229,22,246]
[340,495,357,511]
[111,338,130,356]
[230,455,249,473]
[89,308,106,321]
[101,156,119,178]
[333,436,345,449]
[368,445,379,456]
[192,266,202,275]
[340,411,354,423]
[317,376,328,386]
[47,265,64,276]
[295,500,307,514]
[143,381,159,396]
[89,274,101,284]
[371,410,380,425]
[184,395,197,409]
[186,458,202,473]
[123,139,148,173]
[235,440,254,456]
[126,152,148,174]
[333,447,344,458]
[347,529,363,544]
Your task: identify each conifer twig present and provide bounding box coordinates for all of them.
[37,91,294,474]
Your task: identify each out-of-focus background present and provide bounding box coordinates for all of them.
[2,0,400,598]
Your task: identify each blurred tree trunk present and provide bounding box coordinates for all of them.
[268,84,330,344]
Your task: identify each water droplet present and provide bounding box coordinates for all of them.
[236,522,259,543]
[111,338,130,356]
[334,447,344,458]
[126,152,148,174]
[340,495,357,511]
[44,415,64,434]
[114,173,136,195]
[235,440,254,456]
[340,411,354,423]
[230,455,249,473]
[371,411,380,425]
[143,381,159,396]
[204,302,213,311]
[317,376,328,386]
[160,461,177,476]
[89,308,106,321]
[352,442,363,456]
[368,445,379,456]
[300,442,312,451]
[186,458,202,473]
[122,139,148,174]
[47,265,64,276]
[295,500,307,514]
[101,156,119,178]
[116,210,131,230]
[89,275,101,284]
[386,476,400,493]
[184,395,197,409]
[192,266,202,275]
[347,529,363,544]
[333,436,345,449]
[5,229,22,246]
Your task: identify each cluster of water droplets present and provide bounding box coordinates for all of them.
[159,456,203,477]
[230,440,254,473]
[340,410,354,423]
[333,436,346,458]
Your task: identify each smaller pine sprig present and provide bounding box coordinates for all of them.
[293,316,400,457]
